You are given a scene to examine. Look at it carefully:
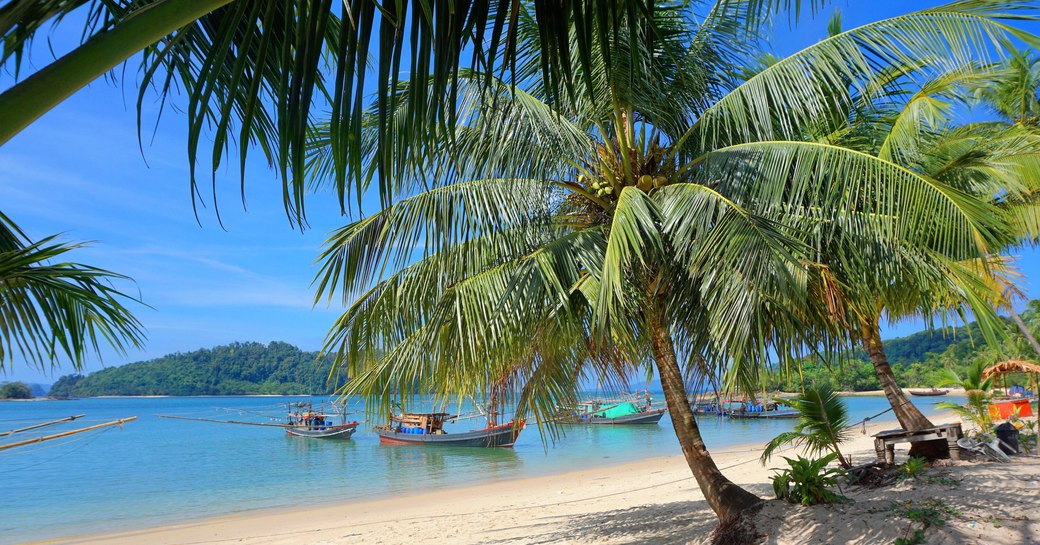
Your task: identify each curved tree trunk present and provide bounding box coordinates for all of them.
[861,318,934,431]
[647,300,760,524]
[862,316,948,459]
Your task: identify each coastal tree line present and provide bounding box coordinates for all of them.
[770,300,1040,392]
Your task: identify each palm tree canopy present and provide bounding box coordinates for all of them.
[6,0,1006,226]
[309,3,1039,427]
[0,212,145,371]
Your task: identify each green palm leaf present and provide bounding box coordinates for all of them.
[0,212,145,370]
[698,1,1040,150]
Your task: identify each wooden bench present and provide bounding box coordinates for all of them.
[872,423,964,464]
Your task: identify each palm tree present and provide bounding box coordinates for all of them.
[974,49,1040,358]
[310,2,1033,531]
[0,212,145,370]
[761,385,852,468]
[781,39,1040,443]
[937,360,996,434]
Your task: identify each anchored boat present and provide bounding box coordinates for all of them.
[285,402,359,439]
[374,411,523,447]
[565,392,667,424]
[158,401,358,440]
[908,388,949,397]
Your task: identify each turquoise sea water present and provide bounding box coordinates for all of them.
[0,394,959,543]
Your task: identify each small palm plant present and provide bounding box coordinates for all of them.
[761,385,853,469]
[937,361,995,435]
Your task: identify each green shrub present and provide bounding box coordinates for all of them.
[770,453,849,506]
[901,457,927,480]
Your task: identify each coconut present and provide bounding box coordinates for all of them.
[653,176,667,188]
[638,175,653,191]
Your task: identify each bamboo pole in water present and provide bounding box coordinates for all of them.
[0,414,86,437]
[156,415,292,428]
[0,417,136,452]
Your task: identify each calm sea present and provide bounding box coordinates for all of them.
[0,394,958,543]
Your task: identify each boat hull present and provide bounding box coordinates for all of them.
[375,423,521,447]
[285,423,358,439]
[726,410,799,419]
[908,390,948,397]
[574,408,667,425]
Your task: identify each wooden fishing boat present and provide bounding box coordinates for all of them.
[285,402,359,439]
[726,407,799,419]
[374,411,523,447]
[564,392,667,425]
[159,401,358,440]
[908,388,949,397]
[690,398,798,419]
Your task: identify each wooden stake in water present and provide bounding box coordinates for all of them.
[0,417,136,452]
[0,414,87,437]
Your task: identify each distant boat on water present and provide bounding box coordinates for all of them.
[158,401,359,440]
[374,411,523,447]
[690,397,798,419]
[908,388,949,397]
[563,392,667,424]
[285,402,359,439]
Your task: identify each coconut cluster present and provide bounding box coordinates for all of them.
[579,173,671,201]
[637,174,669,191]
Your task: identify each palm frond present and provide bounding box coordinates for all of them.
[698,1,1040,150]
[0,212,145,370]
[313,178,553,304]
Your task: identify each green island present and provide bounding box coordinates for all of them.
[45,342,344,397]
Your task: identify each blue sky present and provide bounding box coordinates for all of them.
[2,1,1039,384]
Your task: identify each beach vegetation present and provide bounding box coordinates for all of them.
[890,498,960,545]
[5,0,1040,538]
[761,385,853,468]
[900,457,928,481]
[766,45,1040,446]
[936,360,996,434]
[770,453,849,506]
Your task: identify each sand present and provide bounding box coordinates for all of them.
[36,415,1040,545]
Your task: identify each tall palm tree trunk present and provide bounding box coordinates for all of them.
[861,317,934,430]
[862,317,951,459]
[647,300,760,524]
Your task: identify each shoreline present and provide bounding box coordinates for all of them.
[33,413,942,545]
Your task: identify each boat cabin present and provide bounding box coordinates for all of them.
[390,412,452,435]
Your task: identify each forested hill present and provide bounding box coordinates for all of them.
[872,322,983,365]
[48,342,345,397]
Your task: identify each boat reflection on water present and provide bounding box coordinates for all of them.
[376,442,523,490]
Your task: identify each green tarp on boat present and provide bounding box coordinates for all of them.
[591,402,641,418]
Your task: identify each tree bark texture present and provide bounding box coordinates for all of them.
[647,300,761,524]
[862,317,949,459]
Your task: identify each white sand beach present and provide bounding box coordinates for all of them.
[37,414,1040,545]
